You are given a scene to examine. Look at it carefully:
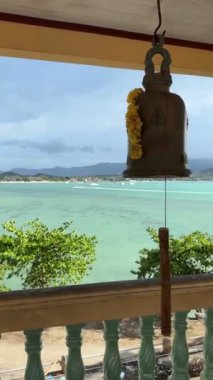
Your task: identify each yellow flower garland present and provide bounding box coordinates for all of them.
[125,88,144,160]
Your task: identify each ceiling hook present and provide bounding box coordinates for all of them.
[153,0,166,46]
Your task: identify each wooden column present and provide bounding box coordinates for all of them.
[159,227,171,336]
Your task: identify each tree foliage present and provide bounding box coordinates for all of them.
[132,227,213,279]
[0,219,97,289]
[0,264,8,291]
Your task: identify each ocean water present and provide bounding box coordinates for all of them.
[1,180,213,289]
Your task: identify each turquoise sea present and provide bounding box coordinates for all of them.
[1,180,213,289]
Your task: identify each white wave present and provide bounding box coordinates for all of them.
[73,186,213,195]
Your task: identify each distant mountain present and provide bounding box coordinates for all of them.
[194,167,213,178]
[4,159,213,177]
[11,163,125,177]
[11,168,40,176]
[188,159,213,172]
[200,168,213,174]
[0,171,21,177]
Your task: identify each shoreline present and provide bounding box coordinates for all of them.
[0,178,213,184]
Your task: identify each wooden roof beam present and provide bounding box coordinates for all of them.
[0,14,212,76]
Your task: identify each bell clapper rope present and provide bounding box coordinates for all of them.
[153,0,171,339]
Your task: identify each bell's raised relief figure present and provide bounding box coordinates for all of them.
[123,38,191,178]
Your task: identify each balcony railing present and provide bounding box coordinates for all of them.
[0,274,213,379]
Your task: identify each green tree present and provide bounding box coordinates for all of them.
[132,227,213,279]
[0,264,8,291]
[0,219,97,289]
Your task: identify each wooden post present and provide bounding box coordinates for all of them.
[159,227,171,336]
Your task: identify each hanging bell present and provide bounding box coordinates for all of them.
[123,37,191,178]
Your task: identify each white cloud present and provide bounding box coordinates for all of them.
[0,59,212,169]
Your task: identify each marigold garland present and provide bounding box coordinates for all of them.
[125,88,144,160]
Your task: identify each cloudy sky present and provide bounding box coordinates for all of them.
[0,57,212,170]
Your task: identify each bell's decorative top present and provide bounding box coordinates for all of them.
[123,36,191,178]
[126,88,143,160]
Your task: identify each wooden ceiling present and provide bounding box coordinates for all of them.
[0,0,212,44]
[0,0,212,75]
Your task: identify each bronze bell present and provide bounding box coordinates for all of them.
[123,39,191,178]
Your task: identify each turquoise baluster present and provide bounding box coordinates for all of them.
[66,324,84,380]
[138,316,155,380]
[24,329,45,380]
[170,311,189,380]
[201,308,213,380]
[103,320,122,380]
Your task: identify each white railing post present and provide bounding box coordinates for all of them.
[170,311,189,380]
[138,315,155,380]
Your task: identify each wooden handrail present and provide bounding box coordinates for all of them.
[0,274,213,333]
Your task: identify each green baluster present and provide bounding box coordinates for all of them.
[138,316,155,380]
[170,311,189,380]
[66,324,84,380]
[24,329,45,380]
[201,308,213,380]
[103,320,122,380]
